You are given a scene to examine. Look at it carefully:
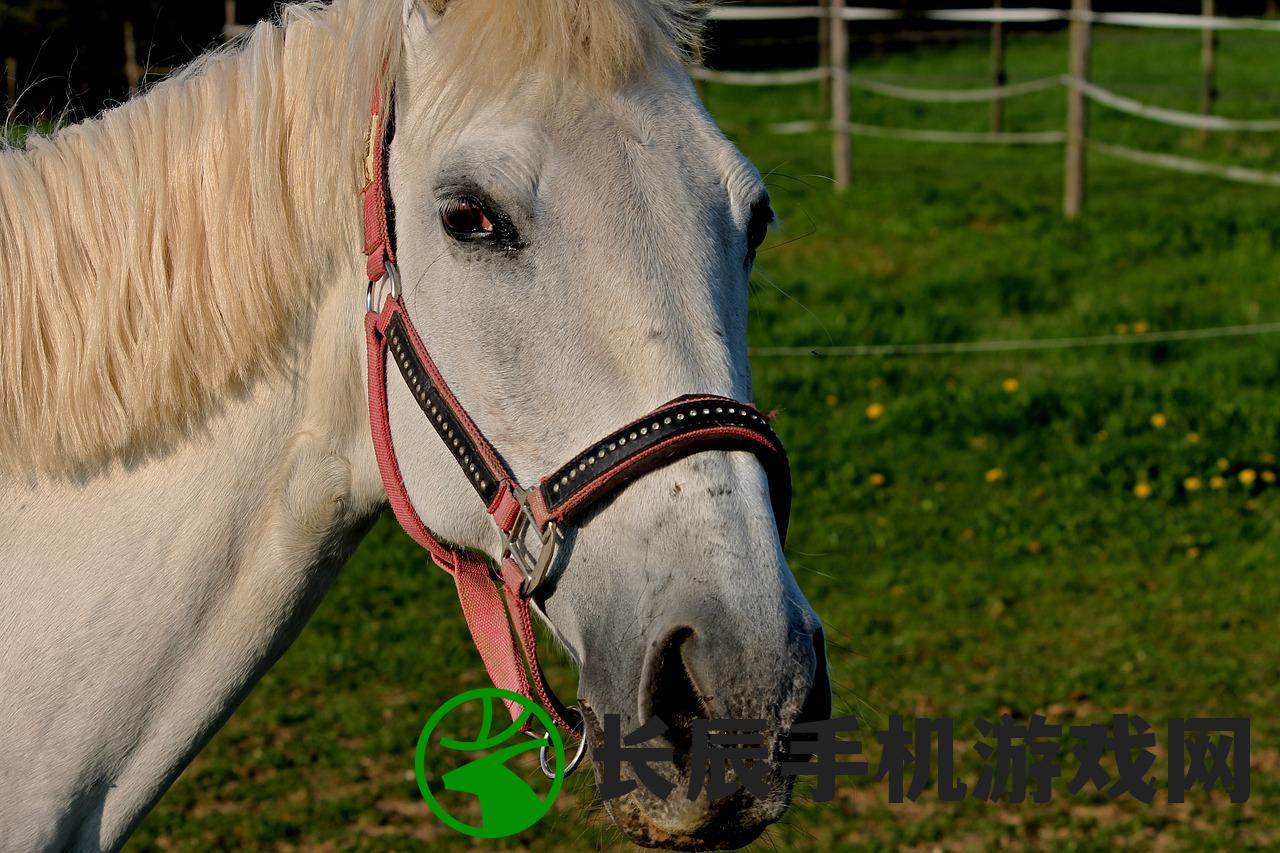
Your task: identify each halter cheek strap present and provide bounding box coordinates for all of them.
[361,77,792,774]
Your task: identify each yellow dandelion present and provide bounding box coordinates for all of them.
[1217,458,1230,472]
[1211,476,1227,490]
[1240,469,1258,486]
[1264,471,1277,484]
[1133,482,1153,499]
[1116,323,1130,335]
[985,468,1004,483]
[866,403,885,421]
[1150,413,1168,430]
[1183,477,1202,492]
[1185,432,1201,445]
[1187,547,1201,559]
[1133,321,1150,335]
[1263,453,1278,465]
[869,473,886,487]
[1002,378,1020,393]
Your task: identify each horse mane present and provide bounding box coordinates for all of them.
[0,0,703,477]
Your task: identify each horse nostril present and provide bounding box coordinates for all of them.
[798,627,832,726]
[647,627,711,774]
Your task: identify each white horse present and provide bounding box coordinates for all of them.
[0,1,828,849]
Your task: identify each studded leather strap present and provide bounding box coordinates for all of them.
[383,310,514,508]
[529,395,791,541]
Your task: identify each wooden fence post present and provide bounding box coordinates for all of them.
[1200,0,1217,146]
[1063,0,1092,219]
[818,0,832,108]
[991,0,1006,133]
[4,57,16,112]
[224,1,248,42]
[830,0,851,189]
[123,21,141,96]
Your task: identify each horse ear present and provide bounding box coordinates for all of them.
[404,0,446,31]
[418,0,451,17]
[406,0,452,28]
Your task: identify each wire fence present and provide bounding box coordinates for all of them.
[749,322,1280,358]
[698,2,1280,216]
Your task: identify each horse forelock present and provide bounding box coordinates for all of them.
[427,0,704,92]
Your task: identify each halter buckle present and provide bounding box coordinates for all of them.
[503,488,560,598]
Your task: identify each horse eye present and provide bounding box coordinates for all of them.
[746,198,773,262]
[441,197,496,241]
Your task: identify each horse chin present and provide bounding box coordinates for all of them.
[600,787,786,851]
[580,704,794,852]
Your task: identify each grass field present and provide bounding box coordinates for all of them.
[131,26,1280,851]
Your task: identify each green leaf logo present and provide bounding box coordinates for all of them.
[415,688,566,838]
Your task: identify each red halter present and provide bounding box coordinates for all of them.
[361,80,792,773]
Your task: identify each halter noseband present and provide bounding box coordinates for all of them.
[360,80,792,776]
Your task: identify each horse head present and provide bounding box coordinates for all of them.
[383,2,831,847]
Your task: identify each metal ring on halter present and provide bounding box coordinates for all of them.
[524,707,589,779]
[365,262,402,313]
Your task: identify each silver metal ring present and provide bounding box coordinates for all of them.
[365,262,402,313]
[385,262,402,299]
[524,707,589,780]
[541,728,589,780]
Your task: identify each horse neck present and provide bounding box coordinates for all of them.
[0,270,388,848]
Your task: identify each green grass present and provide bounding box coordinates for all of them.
[133,28,1280,851]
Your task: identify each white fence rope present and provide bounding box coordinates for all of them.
[763,119,1064,143]
[707,5,1280,32]
[696,68,1280,134]
[707,5,829,21]
[766,120,828,135]
[841,122,1065,144]
[1068,77,1280,131]
[703,70,1280,132]
[1086,11,1280,32]
[1089,140,1280,187]
[692,68,1064,101]
[700,70,1280,132]
[750,322,1280,358]
[922,8,1070,24]
[846,73,1061,103]
[691,67,829,85]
